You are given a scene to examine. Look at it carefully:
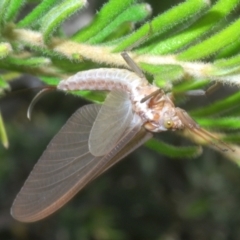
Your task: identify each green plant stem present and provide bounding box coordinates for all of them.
[41,0,87,43]
[0,43,12,59]
[149,0,240,55]
[145,138,202,159]
[178,17,240,61]
[17,0,59,27]
[0,111,8,148]
[113,0,210,52]
[5,0,26,22]
[72,0,137,41]
[6,28,233,85]
[190,91,240,117]
[88,3,151,44]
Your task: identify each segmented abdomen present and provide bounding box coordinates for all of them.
[57,68,147,93]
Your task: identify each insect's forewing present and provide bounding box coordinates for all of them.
[89,90,133,156]
[11,103,151,223]
[93,125,153,180]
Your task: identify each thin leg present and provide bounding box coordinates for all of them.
[205,82,221,96]
[121,51,145,78]
[172,89,206,99]
[121,23,153,78]
[183,82,221,98]
[140,89,164,103]
[185,89,206,97]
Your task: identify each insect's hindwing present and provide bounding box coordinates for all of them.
[11,102,151,222]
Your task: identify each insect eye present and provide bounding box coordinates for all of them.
[164,119,174,129]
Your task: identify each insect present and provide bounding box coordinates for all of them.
[11,53,230,222]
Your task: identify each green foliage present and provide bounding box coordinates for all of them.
[72,0,137,41]
[0,111,8,148]
[41,0,86,42]
[145,138,202,159]
[114,0,210,52]
[191,91,240,117]
[177,17,240,61]
[0,0,240,163]
[87,3,151,44]
[144,0,240,55]
[17,0,59,27]
[0,42,12,59]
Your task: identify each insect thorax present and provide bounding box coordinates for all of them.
[134,92,184,133]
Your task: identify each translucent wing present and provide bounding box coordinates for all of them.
[89,90,133,156]
[11,104,151,222]
[93,126,153,180]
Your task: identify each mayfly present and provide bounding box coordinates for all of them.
[11,53,231,222]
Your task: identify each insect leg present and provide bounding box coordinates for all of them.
[205,82,221,96]
[175,107,234,152]
[121,23,153,78]
[140,89,164,103]
[181,83,221,98]
[121,51,145,79]
[184,89,206,97]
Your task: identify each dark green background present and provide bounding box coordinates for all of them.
[1,0,240,239]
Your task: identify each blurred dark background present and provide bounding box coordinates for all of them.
[1,0,240,239]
